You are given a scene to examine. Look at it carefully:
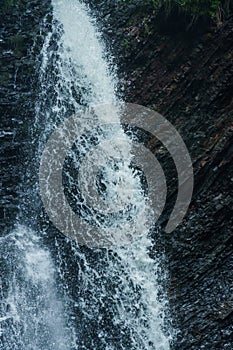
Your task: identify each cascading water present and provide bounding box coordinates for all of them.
[1,0,173,349]
[0,226,71,350]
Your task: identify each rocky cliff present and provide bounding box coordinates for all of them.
[89,2,233,348]
[1,0,232,349]
[0,0,50,233]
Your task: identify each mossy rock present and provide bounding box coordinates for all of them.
[8,34,27,57]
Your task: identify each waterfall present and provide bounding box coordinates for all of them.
[0,226,71,350]
[1,0,173,349]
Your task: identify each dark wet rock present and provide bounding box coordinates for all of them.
[0,0,50,234]
[87,2,233,349]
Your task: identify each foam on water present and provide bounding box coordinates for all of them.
[1,0,172,348]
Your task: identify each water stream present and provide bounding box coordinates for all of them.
[0,1,172,349]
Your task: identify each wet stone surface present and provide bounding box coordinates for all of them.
[87,2,233,349]
[0,0,50,234]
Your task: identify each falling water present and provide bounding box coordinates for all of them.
[0,226,71,350]
[1,0,172,349]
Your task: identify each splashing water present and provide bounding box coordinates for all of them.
[0,226,71,350]
[1,0,173,349]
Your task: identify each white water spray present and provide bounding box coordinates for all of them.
[1,0,172,348]
[49,0,171,348]
[0,226,71,350]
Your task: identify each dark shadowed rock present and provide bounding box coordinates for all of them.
[0,0,50,234]
[87,2,233,349]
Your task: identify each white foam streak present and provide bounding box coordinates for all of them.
[53,0,117,106]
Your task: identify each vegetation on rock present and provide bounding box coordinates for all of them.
[123,0,233,21]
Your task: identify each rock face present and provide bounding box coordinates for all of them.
[125,21,233,350]
[88,2,233,349]
[0,0,50,234]
[1,0,232,349]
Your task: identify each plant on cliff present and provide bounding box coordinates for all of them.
[122,0,232,21]
[174,0,221,16]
